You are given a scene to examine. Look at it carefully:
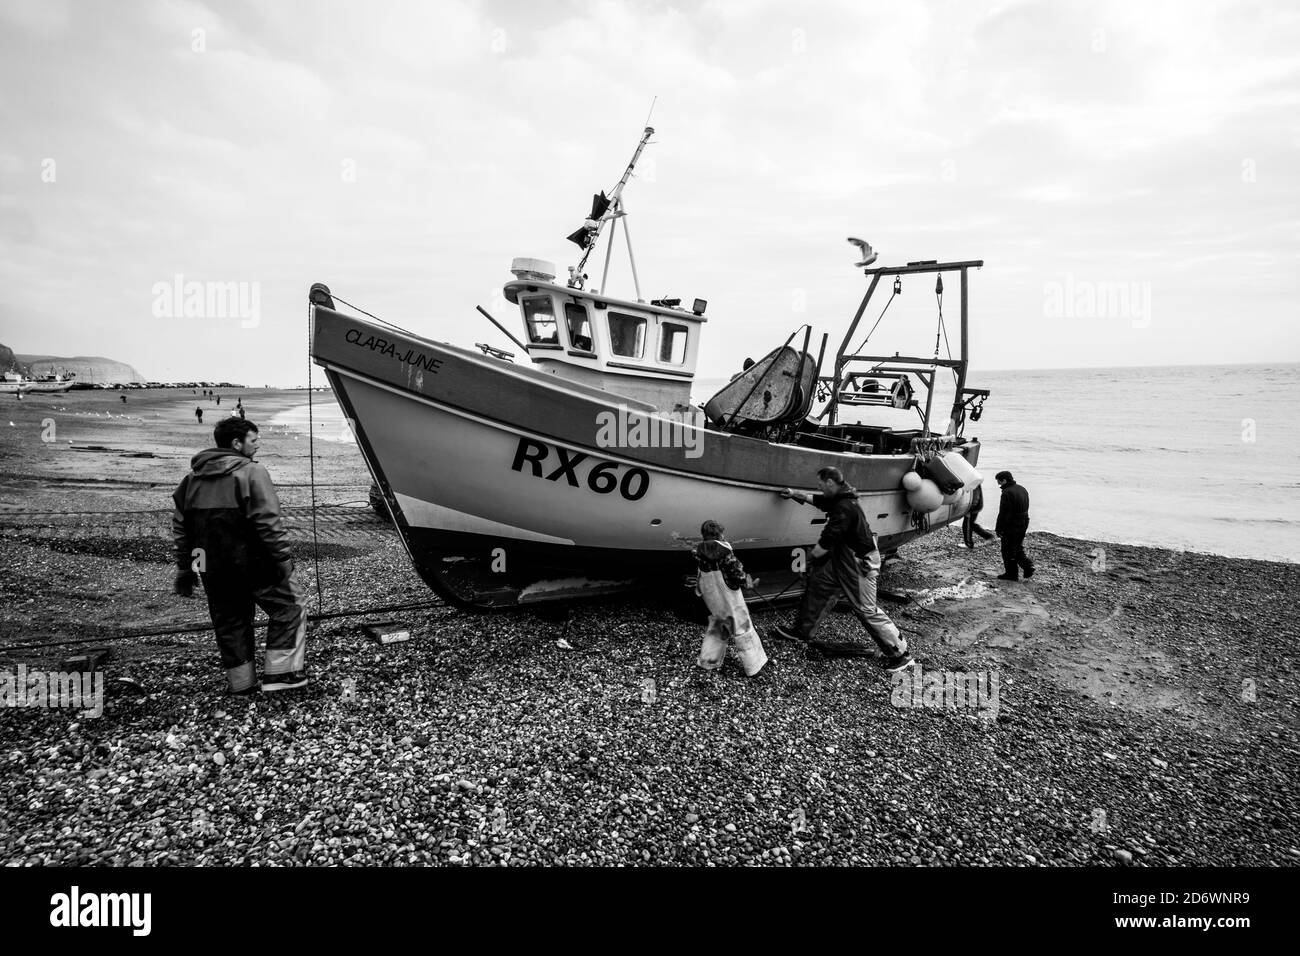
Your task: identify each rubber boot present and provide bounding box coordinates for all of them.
[697,618,728,670]
[731,629,768,676]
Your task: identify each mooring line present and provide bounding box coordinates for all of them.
[1,599,452,652]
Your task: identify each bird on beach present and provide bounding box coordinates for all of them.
[846,237,878,268]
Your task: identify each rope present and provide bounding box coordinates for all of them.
[744,574,804,615]
[0,599,451,651]
[931,289,943,362]
[939,301,952,361]
[306,297,326,612]
[0,508,175,517]
[0,500,379,519]
[302,289,419,612]
[934,283,960,390]
[329,293,418,338]
[851,287,897,356]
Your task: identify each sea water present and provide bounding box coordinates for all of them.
[951,363,1300,564]
[269,401,355,444]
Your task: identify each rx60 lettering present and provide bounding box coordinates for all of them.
[511,437,649,501]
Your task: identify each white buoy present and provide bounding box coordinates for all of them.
[906,477,943,512]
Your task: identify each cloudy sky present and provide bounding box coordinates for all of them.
[1,0,1297,385]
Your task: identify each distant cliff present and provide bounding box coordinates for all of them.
[13,352,144,384]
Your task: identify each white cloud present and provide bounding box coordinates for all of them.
[0,0,70,36]
[0,0,1295,382]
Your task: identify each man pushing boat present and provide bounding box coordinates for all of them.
[772,467,916,672]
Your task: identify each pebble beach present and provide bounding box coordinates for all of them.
[1,388,1297,866]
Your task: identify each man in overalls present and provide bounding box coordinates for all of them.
[172,417,308,694]
[772,467,915,672]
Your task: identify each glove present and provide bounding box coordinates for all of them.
[173,570,198,597]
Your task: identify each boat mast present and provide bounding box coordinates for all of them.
[574,126,654,301]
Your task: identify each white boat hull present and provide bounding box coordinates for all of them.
[312,305,978,607]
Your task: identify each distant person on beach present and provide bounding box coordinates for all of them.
[691,520,767,676]
[772,467,915,671]
[215,395,221,405]
[171,416,308,695]
[961,483,995,549]
[994,470,1034,581]
[120,395,127,404]
[195,406,203,423]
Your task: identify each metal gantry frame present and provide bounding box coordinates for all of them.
[826,259,988,438]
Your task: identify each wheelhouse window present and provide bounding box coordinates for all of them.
[608,312,646,358]
[565,303,593,352]
[522,296,559,345]
[659,322,689,365]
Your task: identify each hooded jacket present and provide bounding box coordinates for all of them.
[693,538,748,591]
[172,448,292,584]
[812,486,876,557]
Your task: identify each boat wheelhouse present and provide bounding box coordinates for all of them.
[505,258,705,412]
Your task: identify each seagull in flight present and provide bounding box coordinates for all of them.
[847,237,878,268]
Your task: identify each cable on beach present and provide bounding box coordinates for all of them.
[2,597,452,652]
[0,500,375,519]
[306,294,325,611]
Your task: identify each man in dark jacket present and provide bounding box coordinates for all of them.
[772,467,914,671]
[994,470,1034,581]
[172,417,308,694]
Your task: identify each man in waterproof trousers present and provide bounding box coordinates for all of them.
[171,417,308,695]
[771,467,915,672]
[994,469,1034,581]
[961,483,995,548]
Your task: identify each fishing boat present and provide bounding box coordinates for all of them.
[0,371,77,394]
[309,127,991,609]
